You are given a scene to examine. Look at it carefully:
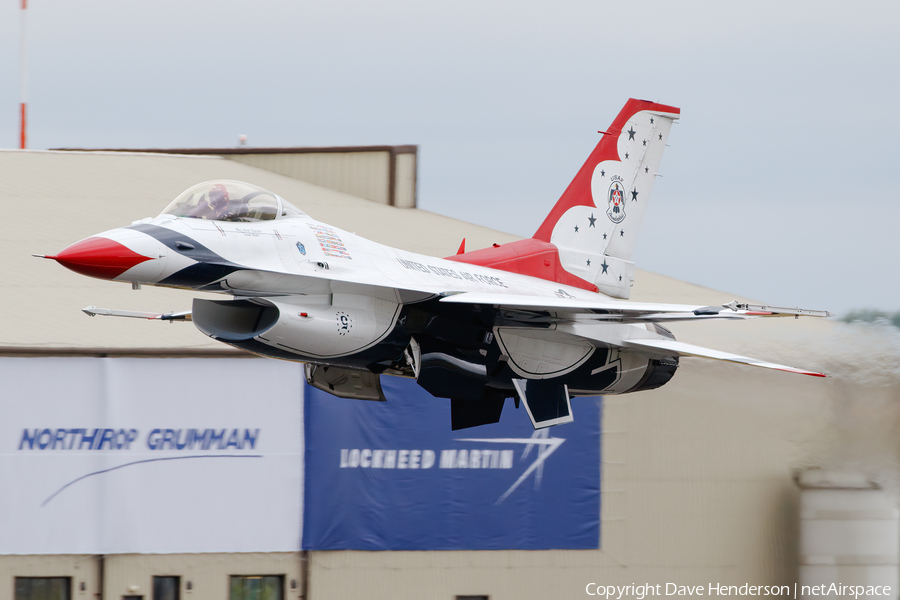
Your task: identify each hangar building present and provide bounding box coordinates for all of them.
[0,147,893,600]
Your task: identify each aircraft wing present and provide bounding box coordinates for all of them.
[441,292,829,377]
[439,293,831,322]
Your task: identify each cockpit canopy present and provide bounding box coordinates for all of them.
[160,181,306,222]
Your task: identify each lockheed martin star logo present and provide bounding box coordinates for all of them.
[459,429,564,504]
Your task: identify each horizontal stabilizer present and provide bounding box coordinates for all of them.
[622,337,827,377]
[82,305,192,321]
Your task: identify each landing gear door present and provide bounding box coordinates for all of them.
[512,379,573,429]
[304,363,386,402]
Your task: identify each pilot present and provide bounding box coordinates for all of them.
[208,184,232,219]
[187,184,232,220]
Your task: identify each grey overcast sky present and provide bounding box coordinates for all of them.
[2,0,898,315]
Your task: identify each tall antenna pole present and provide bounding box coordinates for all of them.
[20,0,28,149]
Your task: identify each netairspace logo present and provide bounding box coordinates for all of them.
[584,583,893,599]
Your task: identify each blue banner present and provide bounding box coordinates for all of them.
[302,377,600,550]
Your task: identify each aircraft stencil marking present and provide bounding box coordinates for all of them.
[309,223,351,259]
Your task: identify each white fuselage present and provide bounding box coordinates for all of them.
[117,212,614,303]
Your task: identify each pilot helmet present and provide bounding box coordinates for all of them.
[209,183,230,207]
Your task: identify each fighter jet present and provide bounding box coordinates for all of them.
[41,99,829,430]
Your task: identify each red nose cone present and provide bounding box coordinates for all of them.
[48,237,154,280]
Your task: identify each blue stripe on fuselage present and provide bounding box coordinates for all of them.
[126,223,244,288]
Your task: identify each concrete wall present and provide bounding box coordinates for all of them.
[217,146,418,208]
[226,151,394,206]
[0,556,98,600]
[0,554,301,600]
[393,152,417,208]
[103,554,302,600]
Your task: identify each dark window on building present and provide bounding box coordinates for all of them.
[153,577,180,600]
[15,578,71,600]
[123,596,143,600]
[230,576,283,600]
[456,596,489,600]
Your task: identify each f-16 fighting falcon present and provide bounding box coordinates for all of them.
[40,99,830,430]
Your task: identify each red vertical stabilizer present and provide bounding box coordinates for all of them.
[533,98,680,242]
[449,99,680,296]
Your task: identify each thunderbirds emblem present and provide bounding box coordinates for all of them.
[607,180,626,223]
